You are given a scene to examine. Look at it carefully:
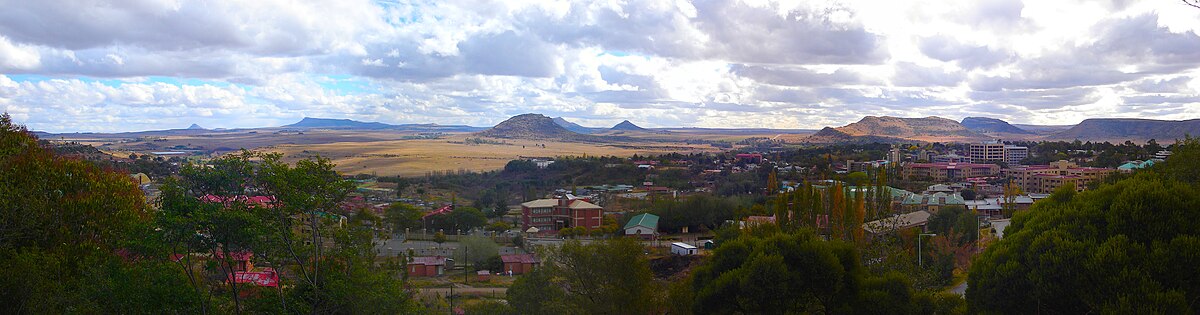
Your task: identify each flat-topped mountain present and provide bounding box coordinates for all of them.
[961,117,1033,135]
[478,114,582,139]
[1048,118,1200,142]
[805,116,986,143]
[553,117,598,134]
[285,117,394,129]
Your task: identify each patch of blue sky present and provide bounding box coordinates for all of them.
[316,75,374,94]
[6,74,238,89]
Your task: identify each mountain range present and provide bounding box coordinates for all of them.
[960,117,1034,135]
[284,117,485,132]
[805,116,988,143]
[1047,118,1200,142]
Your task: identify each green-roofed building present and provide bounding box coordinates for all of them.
[624,213,660,239]
[902,192,965,214]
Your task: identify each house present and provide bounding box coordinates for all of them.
[671,242,698,256]
[965,195,1045,218]
[521,196,604,234]
[863,210,933,234]
[501,254,540,275]
[476,270,491,281]
[1117,160,1155,172]
[623,213,660,239]
[214,250,255,272]
[408,256,447,277]
[901,192,965,213]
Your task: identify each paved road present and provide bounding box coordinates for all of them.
[419,287,508,298]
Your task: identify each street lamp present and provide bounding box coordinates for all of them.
[918,233,937,268]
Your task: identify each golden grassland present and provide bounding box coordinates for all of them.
[264,134,724,177]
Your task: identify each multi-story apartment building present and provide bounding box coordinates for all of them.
[970,141,1006,163]
[521,196,603,234]
[1005,160,1115,194]
[970,140,1028,165]
[1003,145,1028,165]
[902,162,1000,182]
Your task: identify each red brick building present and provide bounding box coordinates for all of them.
[902,162,1000,182]
[501,254,540,275]
[521,196,603,234]
[408,256,446,277]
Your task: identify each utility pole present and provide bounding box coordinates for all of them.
[918,233,937,267]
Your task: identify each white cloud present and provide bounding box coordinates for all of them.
[0,0,1198,132]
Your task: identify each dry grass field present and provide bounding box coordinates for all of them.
[265,134,722,177]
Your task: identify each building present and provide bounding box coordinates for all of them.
[623,213,660,239]
[863,210,932,234]
[1003,145,1028,165]
[901,192,965,213]
[671,242,698,256]
[1005,160,1116,194]
[902,162,1000,182]
[933,154,969,163]
[969,141,1027,165]
[965,195,1046,218]
[408,256,447,277]
[1117,160,1155,172]
[521,196,604,234]
[888,147,903,163]
[969,141,1006,163]
[735,153,764,164]
[501,254,540,275]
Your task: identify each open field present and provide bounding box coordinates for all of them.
[265,134,722,177]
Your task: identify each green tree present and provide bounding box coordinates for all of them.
[968,170,1200,314]
[506,238,658,314]
[459,235,500,271]
[385,202,424,233]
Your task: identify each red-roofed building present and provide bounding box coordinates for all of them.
[408,256,447,277]
[521,196,604,234]
[735,153,764,163]
[902,162,1000,182]
[501,254,540,275]
[1006,160,1115,193]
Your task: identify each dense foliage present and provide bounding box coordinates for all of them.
[968,137,1200,314]
[506,238,659,315]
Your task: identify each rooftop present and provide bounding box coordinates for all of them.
[623,213,660,230]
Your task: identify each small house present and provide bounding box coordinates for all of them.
[623,213,660,239]
[501,254,540,275]
[671,242,698,256]
[408,256,447,277]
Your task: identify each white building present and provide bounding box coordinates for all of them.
[670,242,698,256]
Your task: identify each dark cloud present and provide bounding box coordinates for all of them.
[918,35,1011,69]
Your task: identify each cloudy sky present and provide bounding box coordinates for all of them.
[1,0,1199,132]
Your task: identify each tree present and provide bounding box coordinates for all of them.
[0,113,203,313]
[433,231,447,245]
[506,238,658,314]
[385,203,423,233]
[459,235,500,270]
[968,170,1200,313]
[690,225,934,314]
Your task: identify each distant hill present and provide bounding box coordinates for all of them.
[553,117,598,134]
[1048,118,1200,142]
[611,120,649,132]
[187,123,205,130]
[283,117,485,132]
[805,116,985,143]
[961,117,1033,135]
[1013,124,1075,135]
[478,114,585,140]
[285,117,395,129]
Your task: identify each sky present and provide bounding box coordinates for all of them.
[1,0,1199,133]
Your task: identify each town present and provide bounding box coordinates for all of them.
[4,0,1200,314]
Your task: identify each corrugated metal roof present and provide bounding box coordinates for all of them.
[623,213,660,230]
